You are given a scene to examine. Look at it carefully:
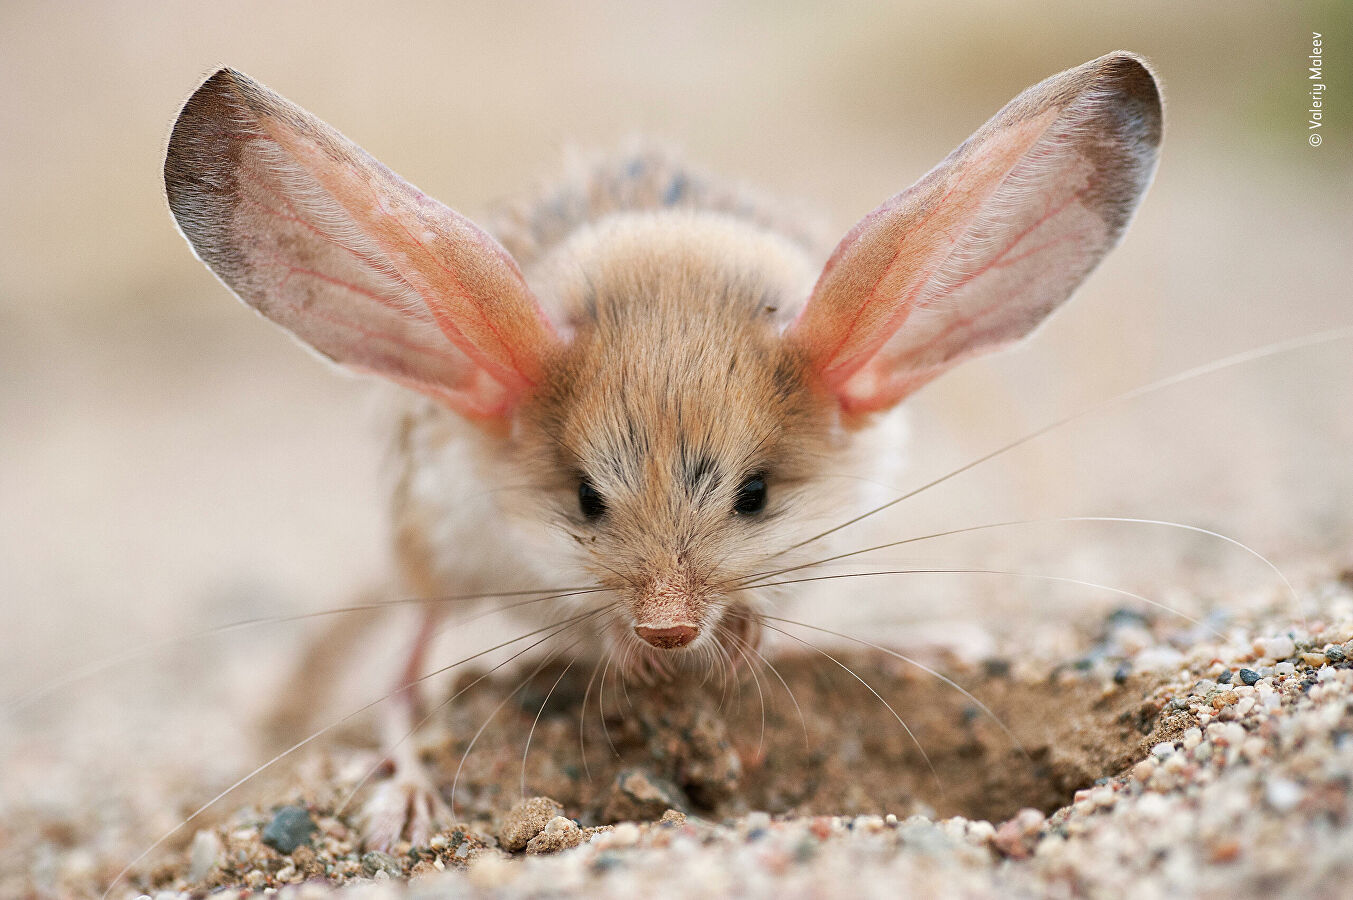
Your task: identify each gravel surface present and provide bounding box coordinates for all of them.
[5,574,1353,898]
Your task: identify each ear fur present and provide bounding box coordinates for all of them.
[164,69,558,418]
[790,52,1163,415]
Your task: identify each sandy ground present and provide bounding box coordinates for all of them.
[6,573,1353,897]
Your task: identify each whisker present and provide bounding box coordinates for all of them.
[618,641,635,712]
[696,644,717,689]
[724,622,809,751]
[739,516,1296,613]
[760,615,1028,762]
[709,635,735,716]
[741,567,1224,638]
[334,611,595,820]
[101,605,607,899]
[760,621,942,796]
[577,653,607,782]
[450,624,595,818]
[718,622,766,759]
[521,657,579,799]
[718,638,741,717]
[597,649,620,758]
[782,326,1353,555]
[13,584,606,713]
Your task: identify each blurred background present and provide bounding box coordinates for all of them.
[1,0,1350,883]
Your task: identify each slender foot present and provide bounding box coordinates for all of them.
[361,758,451,851]
[359,608,449,850]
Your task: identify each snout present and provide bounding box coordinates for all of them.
[633,623,699,649]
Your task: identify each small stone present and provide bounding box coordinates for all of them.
[1132,759,1156,781]
[609,822,642,847]
[991,808,1044,859]
[602,769,687,823]
[659,809,687,828]
[1301,652,1328,667]
[1238,668,1261,686]
[1151,742,1176,758]
[1262,636,1297,660]
[498,797,564,852]
[467,853,516,889]
[1209,837,1242,863]
[1264,778,1303,812]
[1217,670,1233,685]
[1324,645,1346,663]
[1275,662,1296,676]
[187,829,222,883]
[261,806,317,855]
[362,851,403,877]
[526,816,583,854]
[291,845,322,878]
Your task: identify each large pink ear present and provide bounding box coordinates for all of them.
[165,69,558,419]
[790,52,1162,416]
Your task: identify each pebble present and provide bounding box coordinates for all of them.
[1262,636,1296,660]
[1264,778,1303,812]
[991,808,1045,859]
[361,851,403,878]
[603,770,687,823]
[466,853,517,889]
[526,817,584,854]
[261,806,317,855]
[188,829,222,882]
[607,822,642,847]
[65,577,1353,899]
[498,797,564,852]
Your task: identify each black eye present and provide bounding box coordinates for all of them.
[734,473,767,516]
[578,478,607,520]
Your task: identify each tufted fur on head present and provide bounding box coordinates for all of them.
[165,53,1162,661]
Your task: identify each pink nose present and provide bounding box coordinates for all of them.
[634,624,699,649]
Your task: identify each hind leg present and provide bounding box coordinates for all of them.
[361,608,452,850]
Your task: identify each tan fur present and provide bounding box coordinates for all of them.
[390,196,856,652]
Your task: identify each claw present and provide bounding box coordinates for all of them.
[361,765,451,851]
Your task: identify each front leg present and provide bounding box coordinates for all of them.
[361,608,452,851]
